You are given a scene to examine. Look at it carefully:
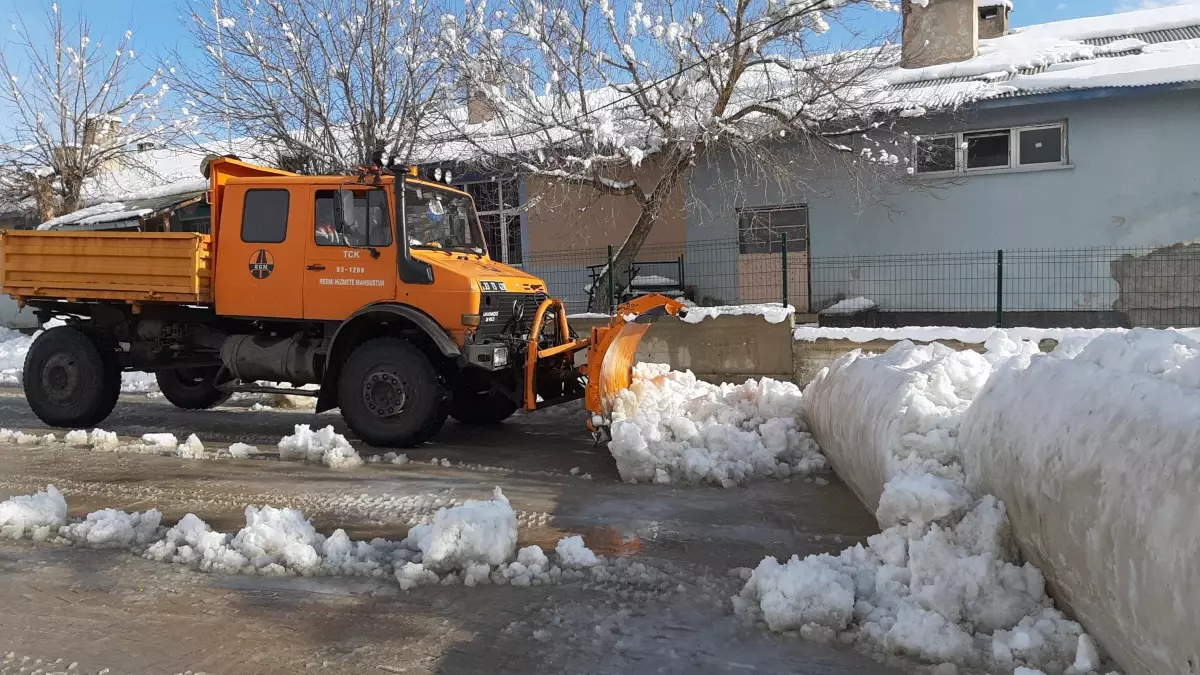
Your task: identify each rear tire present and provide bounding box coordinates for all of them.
[449,389,519,425]
[156,366,231,410]
[337,337,445,448]
[24,326,120,428]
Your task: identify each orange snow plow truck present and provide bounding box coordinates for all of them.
[0,157,686,447]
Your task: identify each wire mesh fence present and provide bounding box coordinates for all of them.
[524,239,1200,328]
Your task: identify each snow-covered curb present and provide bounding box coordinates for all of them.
[734,334,1121,675]
[680,303,793,325]
[793,325,1200,344]
[607,363,826,486]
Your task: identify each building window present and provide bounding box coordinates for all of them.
[453,177,522,265]
[241,189,289,243]
[737,205,808,254]
[913,122,1067,175]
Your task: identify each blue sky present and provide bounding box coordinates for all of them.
[0,0,1186,67]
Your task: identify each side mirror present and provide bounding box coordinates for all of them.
[336,189,357,231]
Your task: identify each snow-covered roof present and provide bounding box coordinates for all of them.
[885,4,1200,113]
[37,188,204,231]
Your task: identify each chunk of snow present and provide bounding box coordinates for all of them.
[403,487,517,573]
[0,485,67,541]
[277,424,363,468]
[140,433,178,447]
[175,434,205,459]
[607,363,826,485]
[227,442,259,458]
[60,508,162,548]
[555,535,600,568]
[820,296,878,315]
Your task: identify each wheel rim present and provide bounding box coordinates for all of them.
[42,352,83,404]
[175,367,210,388]
[363,369,408,418]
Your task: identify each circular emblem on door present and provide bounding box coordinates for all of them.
[249,249,274,279]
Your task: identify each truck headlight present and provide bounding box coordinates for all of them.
[492,346,508,368]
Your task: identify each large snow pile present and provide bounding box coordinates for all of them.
[0,484,67,540]
[733,335,1113,674]
[959,330,1200,675]
[277,425,364,468]
[607,363,826,486]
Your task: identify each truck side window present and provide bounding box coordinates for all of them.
[314,189,392,247]
[241,189,290,243]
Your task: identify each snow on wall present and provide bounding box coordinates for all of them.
[959,330,1200,675]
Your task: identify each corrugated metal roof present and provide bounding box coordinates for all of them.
[1083,25,1200,46]
[49,191,204,229]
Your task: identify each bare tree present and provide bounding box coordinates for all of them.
[0,4,176,220]
[437,0,906,310]
[168,0,447,174]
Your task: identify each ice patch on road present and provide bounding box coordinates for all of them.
[278,424,364,468]
[0,484,66,540]
[734,337,1114,675]
[607,363,826,486]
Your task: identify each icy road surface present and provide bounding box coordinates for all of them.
[0,389,898,675]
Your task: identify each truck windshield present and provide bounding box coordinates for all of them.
[405,184,485,254]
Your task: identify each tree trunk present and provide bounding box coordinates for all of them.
[33,176,56,224]
[588,160,688,313]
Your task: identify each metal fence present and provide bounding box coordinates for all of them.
[524,239,1200,328]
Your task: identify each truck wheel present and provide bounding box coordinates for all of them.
[24,326,120,428]
[449,390,518,425]
[156,366,231,410]
[337,337,445,448]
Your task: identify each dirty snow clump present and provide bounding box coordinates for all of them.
[607,363,826,486]
[175,434,206,459]
[403,487,518,573]
[0,484,67,540]
[228,442,259,458]
[555,535,600,568]
[60,508,162,548]
[277,424,363,468]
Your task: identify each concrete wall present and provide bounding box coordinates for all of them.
[686,88,1200,314]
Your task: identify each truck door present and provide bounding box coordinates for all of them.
[214,185,306,319]
[303,186,397,320]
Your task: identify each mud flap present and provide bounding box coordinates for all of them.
[584,294,687,433]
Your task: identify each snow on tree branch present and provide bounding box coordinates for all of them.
[0,6,185,220]
[167,0,447,174]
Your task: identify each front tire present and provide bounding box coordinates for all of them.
[24,326,120,428]
[156,366,231,410]
[337,337,445,448]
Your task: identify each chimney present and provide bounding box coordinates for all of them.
[978,0,1011,39]
[901,0,979,69]
[83,116,121,148]
[467,84,496,125]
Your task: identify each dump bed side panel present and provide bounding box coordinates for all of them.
[1,231,214,305]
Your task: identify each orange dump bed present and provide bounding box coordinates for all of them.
[0,231,215,305]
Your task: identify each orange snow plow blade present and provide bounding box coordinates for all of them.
[584,294,688,433]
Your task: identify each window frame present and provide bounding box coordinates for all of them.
[962,129,1013,173]
[736,204,809,255]
[240,188,291,244]
[451,176,523,265]
[312,187,394,248]
[911,121,1068,176]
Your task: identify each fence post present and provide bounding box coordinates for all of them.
[606,245,616,312]
[781,232,790,308]
[995,249,1004,328]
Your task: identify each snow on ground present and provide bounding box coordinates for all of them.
[607,363,826,486]
[680,303,793,325]
[733,333,1123,675]
[819,297,878,315]
[793,324,1200,344]
[0,485,67,540]
[277,424,364,468]
[2,483,686,598]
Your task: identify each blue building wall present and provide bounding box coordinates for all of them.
[685,87,1200,312]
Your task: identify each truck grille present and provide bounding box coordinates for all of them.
[477,292,546,336]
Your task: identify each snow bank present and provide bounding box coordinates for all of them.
[61,508,162,548]
[607,363,826,486]
[0,484,67,540]
[959,330,1200,675]
[735,336,1106,675]
[680,303,793,325]
[277,425,363,468]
